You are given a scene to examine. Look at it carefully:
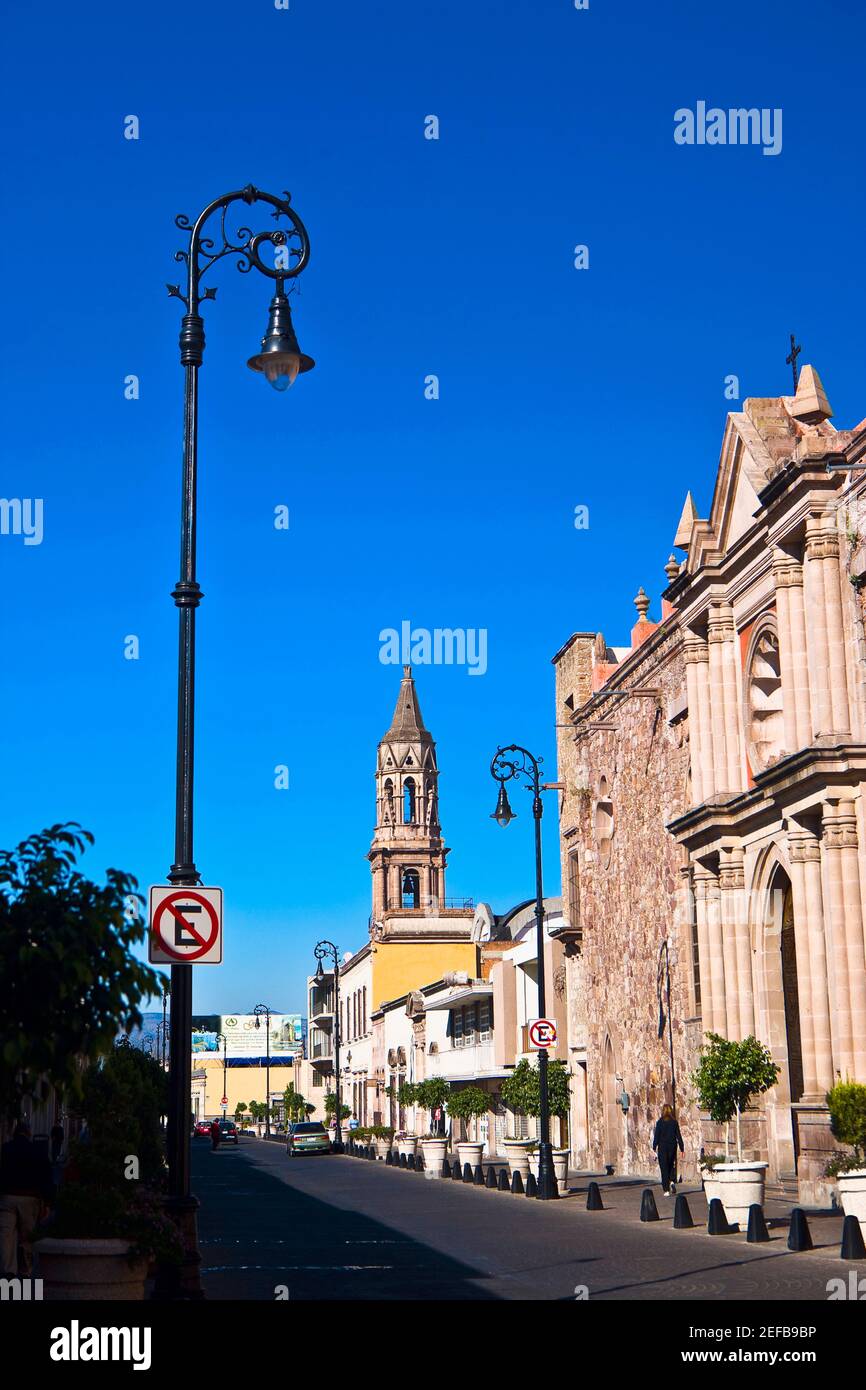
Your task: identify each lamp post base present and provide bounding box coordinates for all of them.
[154,1193,204,1300]
[536,1142,559,1201]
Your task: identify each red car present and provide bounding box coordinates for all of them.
[193,1120,211,1137]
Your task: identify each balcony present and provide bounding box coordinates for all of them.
[309,1029,334,1070]
[309,988,335,1027]
[426,1039,497,1082]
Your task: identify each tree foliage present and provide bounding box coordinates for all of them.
[0,823,161,1117]
[826,1080,866,1174]
[446,1085,490,1122]
[499,1058,571,1119]
[691,1033,780,1160]
[413,1077,450,1112]
[324,1092,350,1119]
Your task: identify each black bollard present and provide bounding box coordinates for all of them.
[586,1180,604,1211]
[462,1162,473,1182]
[525,1170,538,1197]
[486,1165,498,1189]
[452,1158,463,1180]
[474,1164,485,1186]
[640,1188,660,1222]
[707,1197,735,1234]
[746,1204,770,1243]
[398,1151,407,1168]
[368,1145,375,1160]
[672,1193,693,1229]
[407,1153,415,1169]
[415,1151,424,1172]
[787,1207,813,1252]
[498,1167,510,1191]
[510,1170,524,1195]
[841,1214,866,1260]
[441,1158,451,1178]
[385,1148,393,1165]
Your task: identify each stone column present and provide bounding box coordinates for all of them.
[772,551,811,753]
[805,517,851,739]
[708,604,742,797]
[717,845,745,1034]
[788,822,833,1097]
[720,844,752,1038]
[695,864,725,1036]
[822,799,866,1080]
[684,631,713,804]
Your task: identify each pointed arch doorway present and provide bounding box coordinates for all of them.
[602,1037,619,1170]
[762,863,803,1177]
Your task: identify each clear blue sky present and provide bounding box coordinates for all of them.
[2,0,864,1013]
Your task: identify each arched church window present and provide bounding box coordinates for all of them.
[402,869,420,909]
[594,775,614,870]
[383,779,395,823]
[744,619,784,770]
[403,778,416,824]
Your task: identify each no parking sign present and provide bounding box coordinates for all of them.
[149,886,223,965]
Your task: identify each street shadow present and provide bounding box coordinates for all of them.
[192,1143,501,1300]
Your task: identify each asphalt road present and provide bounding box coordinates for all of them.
[193,1136,856,1301]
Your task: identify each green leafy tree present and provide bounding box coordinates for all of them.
[0,823,160,1118]
[691,1033,780,1161]
[411,1077,450,1133]
[324,1093,350,1121]
[825,1080,866,1176]
[235,1101,248,1125]
[499,1059,571,1127]
[446,1084,490,1139]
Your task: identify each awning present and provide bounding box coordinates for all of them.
[423,984,493,1012]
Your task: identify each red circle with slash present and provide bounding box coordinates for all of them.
[152,890,219,961]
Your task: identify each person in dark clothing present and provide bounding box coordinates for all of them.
[652,1105,684,1196]
[50,1122,64,1164]
[0,1122,54,1275]
[209,1119,221,1151]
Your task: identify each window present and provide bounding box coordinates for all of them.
[478,999,492,1040]
[745,620,784,771]
[312,1071,323,1089]
[362,986,367,1035]
[567,849,580,926]
[463,1006,476,1046]
[403,778,416,824]
[402,869,420,909]
[453,1010,464,1048]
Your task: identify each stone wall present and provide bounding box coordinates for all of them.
[555,622,704,1179]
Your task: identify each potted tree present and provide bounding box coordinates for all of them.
[825,1080,866,1238]
[234,1101,248,1131]
[447,1085,491,1171]
[499,1059,572,1190]
[412,1079,451,1174]
[691,1033,779,1226]
[371,1125,396,1160]
[34,1039,181,1300]
[394,1080,421,1159]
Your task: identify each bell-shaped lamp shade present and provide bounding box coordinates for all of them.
[314,957,325,984]
[248,287,315,392]
[491,782,516,828]
[254,1014,261,1030]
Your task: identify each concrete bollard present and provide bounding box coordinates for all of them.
[525,1171,538,1197]
[452,1158,463,1180]
[441,1158,451,1178]
[510,1170,524,1195]
[640,1188,660,1222]
[586,1181,604,1211]
[672,1193,693,1229]
[498,1168,510,1191]
[746,1204,770,1243]
[407,1153,415,1169]
[707,1197,736,1235]
[486,1165,498,1188]
[474,1164,485,1186]
[787,1207,813,1252]
[385,1149,393,1165]
[398,1151,407,1168]
[462,1162,474,1182]
[840,1214,866,1260]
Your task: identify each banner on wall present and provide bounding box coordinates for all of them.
[191,1013,303,1059]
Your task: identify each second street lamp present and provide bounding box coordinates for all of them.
[314,940,344,1153]
[489,743,559,1201]
[253,1006,272,1135]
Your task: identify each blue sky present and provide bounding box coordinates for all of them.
[2,0,864,1013]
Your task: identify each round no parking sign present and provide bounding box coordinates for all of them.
[149,886,223,965]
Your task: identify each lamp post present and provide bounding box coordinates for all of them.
[216,1033,228,1113]
[314,940,343,1153]
[253,1006,273,1135]
[163,184,314,1270]
[489,744,559,1200]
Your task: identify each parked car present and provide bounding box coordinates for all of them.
[286,1121,331,1156]
[193,1120,211,1137]
[218,1119,239,1145]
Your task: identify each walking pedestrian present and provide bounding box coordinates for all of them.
[210,1118,221,1151]
[0,1121,54,1276]
[652,1104,684,1196]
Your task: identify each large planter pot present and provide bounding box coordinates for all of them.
[374,1137,393,1161]
[711,1162,768,1227]
[397,1136,418,1160]
[837,1168,866,1239]
[419,1136,448,1178]
[700,1169,722,1208]
[527,1148,571,1194]
[503,1139,532,1179]
[34,1238,149,1301]
[457,1141,484,1172]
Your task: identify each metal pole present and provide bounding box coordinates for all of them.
[333,957,343,1153]
[265,1011,271,1136]
[532,769,558,1201]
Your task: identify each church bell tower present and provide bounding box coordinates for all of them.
[368,666,449,922]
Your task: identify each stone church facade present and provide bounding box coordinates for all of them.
[553,365,866,1203]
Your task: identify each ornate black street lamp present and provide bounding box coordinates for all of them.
[163,185,314,1282]
[314,940,344,1153]
[489,744,559,1201]
[253,1006,273,1135]
[216,1032,228,1113]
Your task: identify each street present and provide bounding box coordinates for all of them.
[194,1138,855,1302]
